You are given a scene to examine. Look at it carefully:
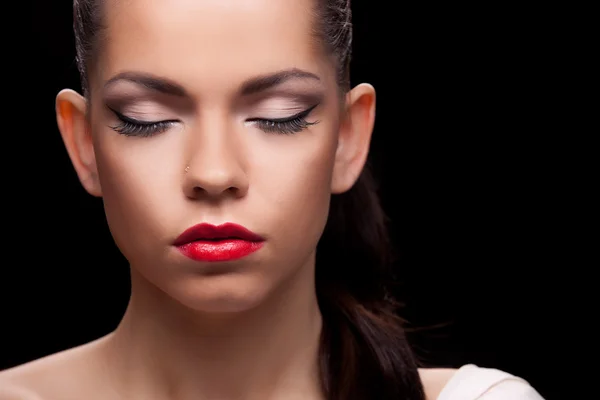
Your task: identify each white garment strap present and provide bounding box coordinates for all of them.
[437,364,530,400]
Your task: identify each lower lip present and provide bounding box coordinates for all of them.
[176,239,264,262]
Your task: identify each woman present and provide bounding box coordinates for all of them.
[0,0,544,399]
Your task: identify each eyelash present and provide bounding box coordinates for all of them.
[108,104,319,137]
[108,109,176,137]
[247,104,319,135]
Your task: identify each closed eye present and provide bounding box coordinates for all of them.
[246,103,320,134]
[107,106,179,137]
[107,103,320,137]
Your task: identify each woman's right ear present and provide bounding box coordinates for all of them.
[55,89,102,197]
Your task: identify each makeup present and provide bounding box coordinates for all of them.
[173,223,265,262]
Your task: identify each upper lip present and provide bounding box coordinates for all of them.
[173,223,264,245]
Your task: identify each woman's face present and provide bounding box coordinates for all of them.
[58,0,374,313]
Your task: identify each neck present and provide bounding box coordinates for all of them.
[104,255,325,400]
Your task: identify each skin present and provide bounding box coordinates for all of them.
[0,0,457,398]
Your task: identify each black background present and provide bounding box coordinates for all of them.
[1,2,575,399]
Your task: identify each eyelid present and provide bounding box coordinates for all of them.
[107,105,178,124]
[247,103,319,122]
[106,102,318,127]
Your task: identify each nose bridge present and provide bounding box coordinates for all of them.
[184,110,247,197]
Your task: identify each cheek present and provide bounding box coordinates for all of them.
[253,123,338,248]
[92,129,184,255]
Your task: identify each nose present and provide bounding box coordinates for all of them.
[182,118,248,200]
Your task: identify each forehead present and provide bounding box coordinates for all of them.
[98,0,329,94]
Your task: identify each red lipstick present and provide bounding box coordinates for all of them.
[173,223,264,262]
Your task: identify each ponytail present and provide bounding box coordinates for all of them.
[316,166,425,399]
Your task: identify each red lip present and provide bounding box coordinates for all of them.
[173,223,264,262]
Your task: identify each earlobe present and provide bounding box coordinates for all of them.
[331,83,376,194]
[55,89,102,197]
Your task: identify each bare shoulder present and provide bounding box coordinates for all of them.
[0,337,110,400]
[418,367,459,400]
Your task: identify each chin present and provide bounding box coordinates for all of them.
[169,273,273,314]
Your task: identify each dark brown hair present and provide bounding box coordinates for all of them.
[72,0,425,398]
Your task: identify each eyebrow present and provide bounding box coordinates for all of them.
[240,68,321,96]
[103,68,321,97]
[104,72,188,97]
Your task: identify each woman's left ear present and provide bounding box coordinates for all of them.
[331,83,376,194]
